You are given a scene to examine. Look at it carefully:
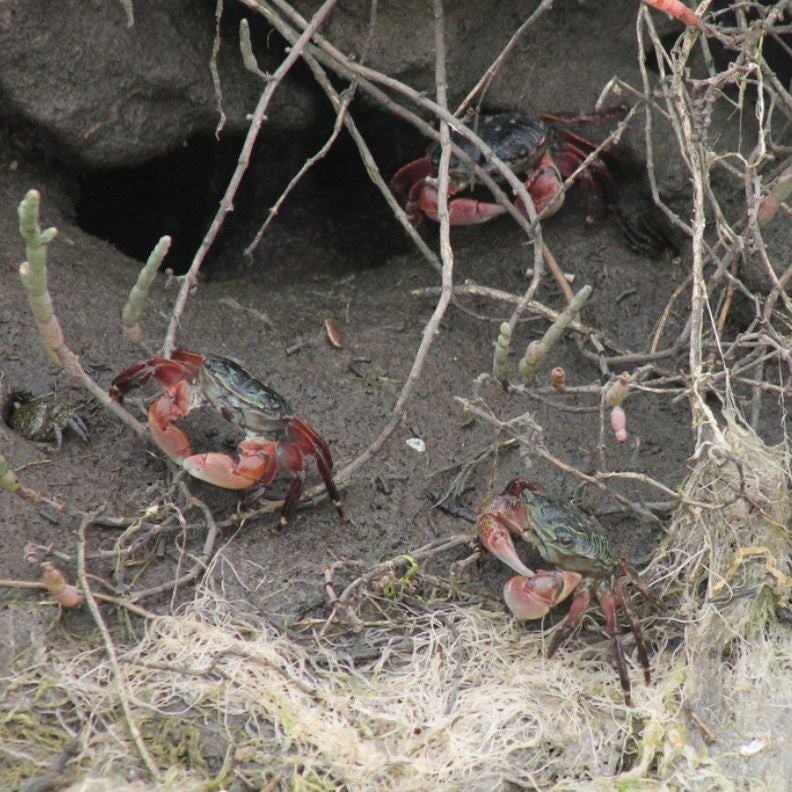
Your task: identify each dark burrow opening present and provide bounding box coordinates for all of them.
[75,103,427,284]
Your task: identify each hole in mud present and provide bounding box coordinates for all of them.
[75,104,421,283]
[76,134,243,274]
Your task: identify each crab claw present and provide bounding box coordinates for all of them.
[182,440,276,490]
[477,513,534,577]
[503,571,583,620]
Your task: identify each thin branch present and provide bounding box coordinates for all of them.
[162,0,341,355]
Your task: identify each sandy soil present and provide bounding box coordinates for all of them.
[2,2,790,789]
[1,151,693,615]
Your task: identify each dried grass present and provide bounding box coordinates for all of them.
[4,414,784,791]
[3,2,792,790]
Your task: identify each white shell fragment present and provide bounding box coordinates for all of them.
[405,437,426,453]
[738,738,766,757]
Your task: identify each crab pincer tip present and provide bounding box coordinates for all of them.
[477,514,534,577]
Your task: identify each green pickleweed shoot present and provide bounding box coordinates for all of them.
[757,165,792,228]
[0,452,19,493]
[122,236,172,344]
[15,189,149,439]
[518,285,592,383]
[492,322,512,383]
[17,190,64,367]
[605,372,631,443]
[604,372,631,408]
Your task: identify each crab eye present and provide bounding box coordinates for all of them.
[556,532,575,547]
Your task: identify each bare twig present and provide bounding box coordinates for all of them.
[75,513,160,779]
[162,0,341,355]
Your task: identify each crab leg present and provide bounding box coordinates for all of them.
[547,581,593,657]
[275,468,307,530]
[615,578,652,685]
[597,587,633,706]
[286,417,345,520]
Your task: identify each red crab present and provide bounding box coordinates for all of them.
[477,478,651,705]
[109,349,344,529]
[391,109,623,229]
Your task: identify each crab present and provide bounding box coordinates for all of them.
[391,109,622,229]
[2,389,89,447]
[109,349,343,529]
[477,478,651,705]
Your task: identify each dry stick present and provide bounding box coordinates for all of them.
[331,0,463,487]
[240,9,382,262]
[638,11,744,387]
[262,0,639,385]
[639,8,773,290]
[505,103,642,335]
[253,7,442,274]
[259,0,548,281]
[75,513,160,780]
[750,188,792,321]
[431,0,454,259]
[0,575,155,619]
[128,488,220,603]
[251,2,540,486]
[412,283,627,352]
[0,450,131,525]
[341,0,459,487]
[455,0,556,116]
[244,75,356,260]
[161,0,340,356]
[650,276,692,355]
[456,398,702,513]
[247,31,440,488]
[323,532,474,630]
[241,1,385,260]
[542,243,575,304]
[659,13,723,438]
[636,11,696,238]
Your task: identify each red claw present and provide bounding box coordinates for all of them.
[109,349,343,530]
[503,571,582,620]
[477,513,534,577]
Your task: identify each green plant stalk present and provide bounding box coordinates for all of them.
[519,284,592,382]
[492,322,512,382]
[122,235,172,344]
[518,340,545,383]
[605,371,631,407]
[17,190,64,366]
[757,165,792,228]
[15,189,148,439]
[0,452,19,493]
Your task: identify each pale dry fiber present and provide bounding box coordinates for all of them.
[50,590,637,790]
[47,410,789,791]
[54,413,790,791]
[640,413,792,788]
